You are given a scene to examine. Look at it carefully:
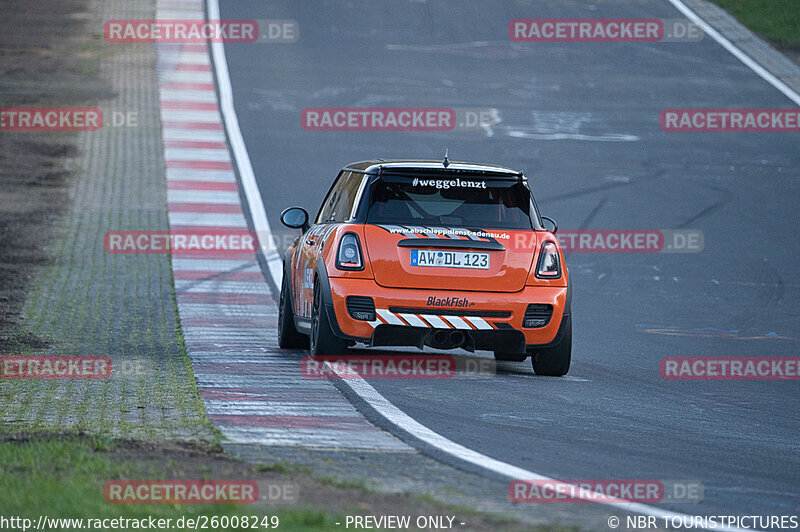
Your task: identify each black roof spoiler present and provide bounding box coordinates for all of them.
[343,160,525,180]
[366,167,523,181]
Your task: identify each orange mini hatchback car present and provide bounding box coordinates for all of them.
[278,159,572,376]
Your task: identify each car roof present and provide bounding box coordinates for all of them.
[343,159,524,179]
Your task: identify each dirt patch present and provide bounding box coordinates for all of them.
[0,0,113,352]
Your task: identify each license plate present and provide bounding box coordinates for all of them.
[410,249,489,270]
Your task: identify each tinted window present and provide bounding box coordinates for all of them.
[329,172,365,222]
[366,177,533,229]
[316,171,347,223]
[316,172,367,223]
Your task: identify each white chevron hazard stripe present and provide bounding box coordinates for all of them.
[443,315,472,330]
[367,310,498,330]
[421,315,449,328]
[376,309,406,325]
[398,313,427,328]
[465,316,494,330]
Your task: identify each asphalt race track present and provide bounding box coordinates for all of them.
[217,0,800,518]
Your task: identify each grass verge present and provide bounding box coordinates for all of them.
[708,0,800,49]
[0,436,340,531]
[0,434,559,532]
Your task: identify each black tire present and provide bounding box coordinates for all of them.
[493,351,528,362]
[309,280,347,356]
[278,271,308,349]
[531,318,572,376]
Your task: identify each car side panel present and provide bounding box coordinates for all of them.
[293,223,334,319]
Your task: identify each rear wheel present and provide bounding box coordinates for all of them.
[310,280,347,356]
[531,318,572,376]
[278,271,307,349]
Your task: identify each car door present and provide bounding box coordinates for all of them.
[293,171,350,319]
[294,171,369,318]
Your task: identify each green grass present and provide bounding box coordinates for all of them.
[0,438,348,532]
[709,0,800,49]
[317,475,371,491]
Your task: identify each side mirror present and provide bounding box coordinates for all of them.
[281,207,309,231]
[541,216,558,234]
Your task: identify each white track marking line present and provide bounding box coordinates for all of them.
[203,400,361,415]
[164,148,231,162]
[161,109,220,122]
[167,168,235,181]
[174,280,272,294]
[206,0,767,525]
[168,212,247,227]
[171,258,259,271]
[176,305,275,317]
[162,128,226,142]
[167,190,240,204]
[665,0,800,106]
[208,0,282,289]
[215,427,411,450]
[160,71,214,83]
[160,89,217,102]
[158,52,210,65]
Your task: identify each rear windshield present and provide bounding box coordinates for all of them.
[366,176,533,230]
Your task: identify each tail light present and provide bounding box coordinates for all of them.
[535,241,561,279]
[336,232,364,271]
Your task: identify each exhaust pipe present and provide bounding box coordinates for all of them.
[448,330,465,347]
[427,329,466,349]
[431,330,449,347]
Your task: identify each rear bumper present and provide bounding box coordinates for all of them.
[324,277,569,353]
